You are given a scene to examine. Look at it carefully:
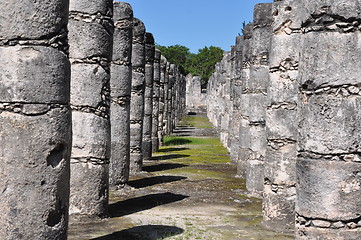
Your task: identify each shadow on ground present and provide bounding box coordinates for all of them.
[157,147,189,153]
[90,225,184,240]
[143,163,188,172]
[150,154,190,161]
[128,176,187,188]
[109,192,189,217]
[163,138,192,146]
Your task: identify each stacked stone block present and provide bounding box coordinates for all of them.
[263,0,300,233]
[142,32,155,160]
[245,3,273,197]
[129,18,146,172]
[186,75,207,111]
[152,49,161,152]
[68,0,113,217]
[110,1,133,188]
[295,1,361,239]
[158,56,168,145]
[0,1,71,238]
[207,51,233,150]
[163,63,172,136]
[238,23,253,178]
[206,0,361,238]
[228,37,244,165]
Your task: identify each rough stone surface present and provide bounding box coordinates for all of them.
[0,1,71,238]
[129,18,146,172]
[244,3,272,198]
[263,0,300,233]
[69,0,113,217]
[296,1,361,239]
[186,75,207,111]
[142,32,155,160]
[152,49,161,152]
[237,22,254,179]
[109,1,133,188]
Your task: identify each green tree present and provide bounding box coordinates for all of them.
[156,44,191,75]
[156,44,224,85]
[186,46,224,84]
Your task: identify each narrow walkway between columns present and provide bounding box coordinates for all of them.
[68,110,292,240]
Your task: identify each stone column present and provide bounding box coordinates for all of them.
[129,18,146,172]
[152,49,161,152]
[0,1,71,238]
[110,1,133,188]
[246,3,273,198]
[238,23,253,178]
[263,0,300,233]
[296,1,361,239]
[142,32,155,160]
[229,37,244,165]
[165,64,176,135]
[158,56,168,145]
[163,62,171,136]
[68,0,113,217]
[219,52,232,149]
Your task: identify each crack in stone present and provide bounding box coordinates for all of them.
[296,213,361,229]
[0,103,69,116]
[71,157,110,165]
[0,28,69,54]
[298,151,361,163]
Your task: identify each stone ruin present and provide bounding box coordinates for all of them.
[0,0,185,239]
[207,0,361,239]
[0,0,360,239]
[185,75,207,112]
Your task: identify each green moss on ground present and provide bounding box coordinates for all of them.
[178,116,213,129]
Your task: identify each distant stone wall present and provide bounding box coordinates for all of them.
[206,0,361,238]
[186,75,207,111]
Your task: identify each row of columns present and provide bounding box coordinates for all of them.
[207,0,361,239]
[0,1,186,239]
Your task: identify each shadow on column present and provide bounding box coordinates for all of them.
[91,225,184,240]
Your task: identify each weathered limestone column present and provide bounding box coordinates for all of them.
[158,56,168,144]
[152,49,161,152]
[142,32,155,160]
[263,0,300,233]
[219,52,232,149]
[130,18,146,172]
[110,1,133,187]
[0,1,71,238]
[166,64,176,135]
[238,23,253,178]
[229,40,243,164]
[68,0,113,217]
[246,3,273,198]
[163,63,171,136]
[296,1,361,239]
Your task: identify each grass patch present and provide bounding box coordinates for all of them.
[179,116,213,129]
[163,136,223,146]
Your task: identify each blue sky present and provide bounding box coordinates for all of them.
[118,0,273,53]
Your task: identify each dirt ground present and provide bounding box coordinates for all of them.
[68,113,294,240]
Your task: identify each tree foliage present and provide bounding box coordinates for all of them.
[156,44,224,84]
[186,46,224,82]
[156,44,190,74]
